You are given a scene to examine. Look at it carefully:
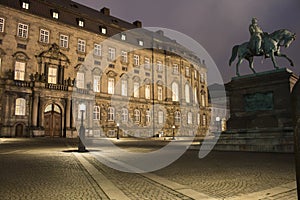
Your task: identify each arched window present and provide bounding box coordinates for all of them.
[76,72,85,89]
[172,82,179,101]
[134,109,140,123]
[134,82,139,98]
[93,75,100,92]
[121,108,128,122]
[187,112,193,124]
[108,107,115,121]
[93,106,100,120]
[145,85,150,99]
[185,84,190,103]
[174,111,181,124]
[15,98,26,116]
[121,79,127,96]
[201,92,206,107]
[194,87,198,104]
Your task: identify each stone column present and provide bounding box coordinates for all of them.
[32,93,39,127]
[65,98,71,128]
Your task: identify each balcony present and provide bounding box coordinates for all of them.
[14,80,32,87]
[45,83,68,91]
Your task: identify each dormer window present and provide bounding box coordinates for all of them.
[121,34,126,41]
[138,40,144,46]
[100,26,107,34]
[52,10,59,19]
[22,1,29,10]
[77,19,84,27]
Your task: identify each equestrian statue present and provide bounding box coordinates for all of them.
[229,17,296,76]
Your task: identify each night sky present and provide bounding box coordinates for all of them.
[74,0,300,84]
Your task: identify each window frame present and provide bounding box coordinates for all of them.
[108,77,115,94]
[0,18,5,33]
[93,106,100,120]
[39,28,49,43]
[59,34,69,48]
[17,23,29,38]
[77,39,86,53]
[14,61,26,81]
[15,98,26,116]
[94,44,102,56]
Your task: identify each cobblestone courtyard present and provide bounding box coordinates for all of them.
[0,138,297,199]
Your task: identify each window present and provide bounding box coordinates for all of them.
[200,73,205,83]
[78,39,85,52]
[133,54,139,66]
[197,113,200,125]
[39,29,49,43]
[201,93,206,107]
[173,64,179,74]
[121,79,127,96]
[121,108,128,122]
[134,109,140,123]
[134,82,139,98]
[17,23,29,38]
[145,85,150,99]
[157,61,163,72]
[158,111,164,124]
[108,47,116,61]
[194,87,198,104]
[144,57,150,70]
[22,2,29,9]
[78,104,86,120]
[94,44,102,56]
[93,106,100,120]
[108,78,114,94]
[175,111,181,124]
[194,70,197,79]
[15,98,26,116]
[93,75,100,92]
[0,18,5,32]
[185,67,190,76]
[121,51,128,63]
[202,114,207,126]
[100,26,107,34]
[14,61,25,80]
[121,34,126,41]
[138,40,144,46]
[108,107,115,121]
[60,34,68,48]
[52,11,59,19]
[187,112,193,124]
[146,110,151,123]
[185,84,190,103]
[48,66,57,84]
[76,72,85,89]
[158,86,163,101]
[172,82,179,101]
[78,19,84,27]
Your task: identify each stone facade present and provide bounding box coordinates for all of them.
[0,0,210,138]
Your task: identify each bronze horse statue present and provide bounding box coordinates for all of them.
[229,29,296,76]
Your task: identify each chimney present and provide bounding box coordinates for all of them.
[100,7,110,16]
[156,30,164,36]
[133,20,142,28]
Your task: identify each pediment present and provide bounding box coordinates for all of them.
[38,43,70,63]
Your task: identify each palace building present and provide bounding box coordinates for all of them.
[0,0,210,138]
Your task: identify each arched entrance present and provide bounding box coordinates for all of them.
[44,104,62,137]
[15,124,23,137]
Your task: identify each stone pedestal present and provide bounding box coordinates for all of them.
[216,68,298,152]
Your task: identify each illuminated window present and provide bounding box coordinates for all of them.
[134,82,139,98]
[174,111,181,124]
[185,84,190,103]
[108,78,114,94]
[158,111,164,124]
[121,51,128,63]
[78,19,84,27]
[146,110,151,123]
[15,98,26,116]
[121,108,128,122]
[39,29,49,43]
[48,66,57,84]
[22,2,29,9]
[121,79,127,96]
[52,11,59,19]
[60,34,68,48]
[93,106,100,120]
[0,18,5,32]
[134,109,140,123]
[77,39,85,52]
[158,86,163,101]
[157,61,163,72]
[138,40,144,46]
[14,61,25,81]
[145,85,150,99]
[172,82,179,101]
[173,64,179,74]
[76,72,85,89]
[121,34,126,41]
[187,112,193,124]
[94,44,101,56]
[133,54,139,66]
[93,75,100,92]
[100,26,107,34]
[108,47,116,61]
[17,23,29,38]
[108,107,115,121]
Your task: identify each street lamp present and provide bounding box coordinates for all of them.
[172,125,176,140]
[78,104,86,152]
[116,123,120,139]
[216,116,221,132]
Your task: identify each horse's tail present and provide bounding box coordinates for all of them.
[229,45,239,66]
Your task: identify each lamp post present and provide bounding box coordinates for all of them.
[172,125,175,140]
[216,116,221,132]
[116,123,120,139]
[78,104,86,152]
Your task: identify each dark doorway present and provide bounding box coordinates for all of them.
[15,124,23,137]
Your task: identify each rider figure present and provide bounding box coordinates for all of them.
[249,17,264,55]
